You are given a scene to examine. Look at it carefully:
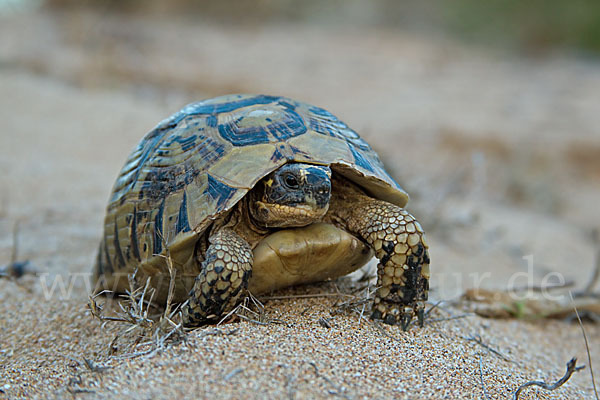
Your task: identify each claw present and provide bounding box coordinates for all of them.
[417,307,424,327]
[400,307,413,331]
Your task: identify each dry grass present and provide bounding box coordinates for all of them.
[88,250,186,358]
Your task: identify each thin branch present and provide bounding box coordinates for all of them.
[464,334,514,364]
[512,358,584,399]
[570,291,599,399]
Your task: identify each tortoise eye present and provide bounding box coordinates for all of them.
[283,174,299,189]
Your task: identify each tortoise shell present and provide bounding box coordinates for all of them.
[97,94,408,284]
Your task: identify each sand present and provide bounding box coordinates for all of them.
[1,9,599,399]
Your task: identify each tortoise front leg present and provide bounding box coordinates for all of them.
[336,197,430,329]
[182,229,253,326]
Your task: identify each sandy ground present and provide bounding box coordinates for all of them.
[1,9,600,399]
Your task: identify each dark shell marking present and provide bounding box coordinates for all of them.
[96,94,408,278]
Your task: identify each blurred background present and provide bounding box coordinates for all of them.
[1,0,599,300]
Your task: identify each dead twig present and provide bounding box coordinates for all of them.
[88,240,186,358]
[331,285,377,327]
[463,334,514,364]
[424,300,444,318]
[570,291,599,399]
[512,357,584,400]
[218,292,285,326]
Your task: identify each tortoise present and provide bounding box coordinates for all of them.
[93,94,430,328]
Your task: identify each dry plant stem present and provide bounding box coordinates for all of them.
[424,300,444,317]
[570,291,599,399]
[156,253,177,318]
[478,354,490,400]
[464,335,514,364]
[512,358,585,400]
[88,251,185,358]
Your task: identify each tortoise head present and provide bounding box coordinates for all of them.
[250,163,331,228]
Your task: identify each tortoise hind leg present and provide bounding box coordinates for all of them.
[182,229,253,326]
[331,192,430,329]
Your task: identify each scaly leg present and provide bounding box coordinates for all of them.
[335,195,430,329]
[182,229,253,326]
